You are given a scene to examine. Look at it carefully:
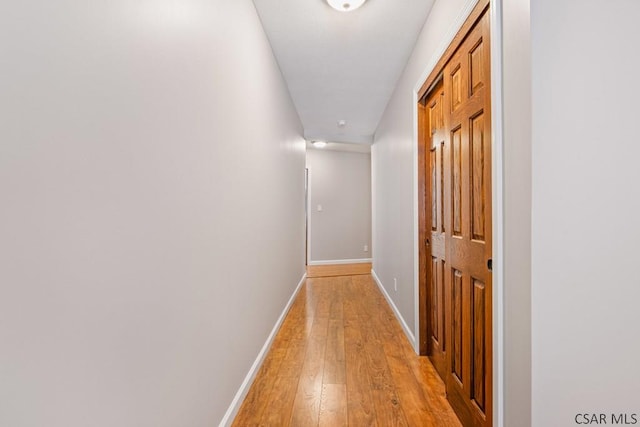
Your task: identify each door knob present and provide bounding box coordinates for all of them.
[487,259,493,271]
[426,238,430,246]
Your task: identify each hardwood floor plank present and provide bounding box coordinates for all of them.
[289,313,328,427]
[344,318,378,426]
[232,273,461,427]
[318,384,348,427]
[259,374,299,426]
[360,320,395,391]
[277,338,307,378]
[371,389,410,427]
[329,277,346,320]
[314,282,332,319]
[324,318,346,384]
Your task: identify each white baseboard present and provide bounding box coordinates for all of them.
[371,269,417,349]
[307,258,372,266]
[218,273,307,427]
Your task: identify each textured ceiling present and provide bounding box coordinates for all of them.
[252,0,435,144]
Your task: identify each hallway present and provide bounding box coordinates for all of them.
[6,0,640,425]
[232,270,461,426]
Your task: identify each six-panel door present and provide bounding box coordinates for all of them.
[423,7,492,427]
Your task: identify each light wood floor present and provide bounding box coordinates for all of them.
[231,273,462,426]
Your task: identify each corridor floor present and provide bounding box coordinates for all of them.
[232,269,461,426]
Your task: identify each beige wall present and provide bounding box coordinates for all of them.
[372,0,472,343]
[306,148,372,263]
[0,1,305,426]
[531,0,640,425]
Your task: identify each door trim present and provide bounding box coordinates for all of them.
[411,0,504,425]
[488,1,504,425]
[305,167,310,265]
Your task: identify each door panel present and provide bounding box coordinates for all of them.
[451,126,463,237]
[424,80,447,380]
[472,278,486,411]
[451,268,463,384]
[442,9,492,427]
[420,4,492,426]
[470,113,486,241]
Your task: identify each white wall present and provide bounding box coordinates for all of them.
[0,1,305,426]
[306,148,371,263]
[372,0,470,342]
[531,0,640,425]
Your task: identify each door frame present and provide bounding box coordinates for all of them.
[305,167,310,265]
[411,0,504,425]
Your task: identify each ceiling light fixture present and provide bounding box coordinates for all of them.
[326,0,367,12]
[312,140,327,148]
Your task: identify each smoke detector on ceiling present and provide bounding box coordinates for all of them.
[337,120,347,127]
[326,0,367,12]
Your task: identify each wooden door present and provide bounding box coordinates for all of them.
[419,3,492,426]
[424,80,448,380]
[442,9,492,427]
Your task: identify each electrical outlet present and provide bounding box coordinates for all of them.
[364,244,368,252]
[394,278,397,292]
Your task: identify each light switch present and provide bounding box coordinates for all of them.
[317,204,323,212]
